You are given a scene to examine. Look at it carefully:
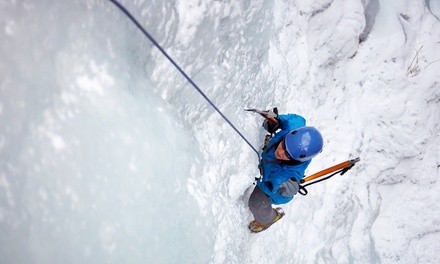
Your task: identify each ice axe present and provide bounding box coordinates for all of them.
[298,157,361,195]
[245,108,279,123]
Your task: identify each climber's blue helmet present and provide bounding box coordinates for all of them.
[284,126,323,162]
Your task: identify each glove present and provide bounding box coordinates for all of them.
[261,108,280,133]
[262,119,279,133]
[277,178,299,197]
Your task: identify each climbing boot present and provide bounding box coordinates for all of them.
[248,207,285,233]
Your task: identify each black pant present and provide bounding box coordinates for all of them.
[248,186,277,224]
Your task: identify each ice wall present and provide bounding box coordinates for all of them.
[0,1,211,263]
[1,0,439,263]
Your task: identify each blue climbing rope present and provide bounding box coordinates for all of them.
[107,0,260,157]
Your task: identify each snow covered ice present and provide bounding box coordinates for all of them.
[1,0,439,263]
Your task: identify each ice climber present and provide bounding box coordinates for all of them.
[248,108,323,233]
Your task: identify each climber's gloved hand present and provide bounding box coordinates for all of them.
[277,178,299,197]
[262,107,280,133]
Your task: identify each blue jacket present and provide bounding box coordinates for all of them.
[257,114,311,205]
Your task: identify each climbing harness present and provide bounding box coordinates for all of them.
[107,0,260,157]
[298,157,361,195]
